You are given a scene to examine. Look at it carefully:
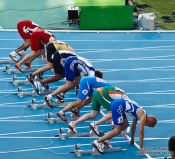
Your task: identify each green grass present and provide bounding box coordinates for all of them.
[135,0,175,30]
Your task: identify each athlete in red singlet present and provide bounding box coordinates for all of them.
[15,29,56,72]
[9,20,40,62]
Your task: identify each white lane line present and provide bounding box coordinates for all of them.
[0,140,128,154]
[0,124,109,136]
[0,119,93,123]
[78,49,175,54]
[0,102,174,109]
[126,135,152,159]
[0,100,35,106]
[128,93,175,95]
[1,44,175,52]
[0,118,174,136]
[0,110,92,120]
[0,86,73,93]
[1,77,175,92]
[0,64,46,70]
[0,119,175,123]
[101,66,175,72]
[0,137,169,140]
[111,81,175,83]
[0,120,47,122]
[132,89,175,93]
[0,114,47,120]
[90,54,175,61]
[0,128,58,136]
[1,90,175,95]
[109,77,175,83]
[0,74,62,82]
[92,59,175,62]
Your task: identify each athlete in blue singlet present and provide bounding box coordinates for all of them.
[56,76,110,121]
[111,99,143,126]
[44,56,98,106]
[92,98,157,154]
[64,56,95,82]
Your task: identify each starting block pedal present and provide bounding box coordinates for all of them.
[11,75,30,86]
[55,128,104,140]
[72,144,126,157]
[45,112,79,124]
[28,99,68,110]
[3,65,36,74]
[15,87,50,97]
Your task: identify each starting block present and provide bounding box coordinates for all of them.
[0,59,13,64]
[3,65,36,74]
[55,128,104,140]
[46,112,79,124]
[72,144,126,157]
[15,87,50,97]
[11,75,30,86]
[28,99,68,110]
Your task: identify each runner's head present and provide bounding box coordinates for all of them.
[145,116,157,127]
[168,136,175,158]
[95,70,103,79]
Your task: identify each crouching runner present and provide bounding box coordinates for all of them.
[56,75,110,121]
[92,98,157,154]
[68,85,128,134]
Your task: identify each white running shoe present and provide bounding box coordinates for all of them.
[9,51,18,62]
[33,81,42,95]
[68,121,77,133]
[18,50,25,57]
[92,140,104,154]
[44,94,53,107]
[89,122,100,136]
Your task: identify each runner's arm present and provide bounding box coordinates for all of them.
[130,118,138,144]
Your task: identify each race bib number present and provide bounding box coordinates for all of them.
[82,89,88,95]
[118,117,124,123]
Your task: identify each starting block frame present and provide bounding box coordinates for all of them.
[72,144,126,157]
[11,75,30,86]
[4,65,36,74]
[28,99,68,110]
[46,112,79,124]
[55,128,104,140]
[0,59,13,64]
[15,87,50,97]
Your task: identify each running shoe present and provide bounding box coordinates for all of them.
[103,140,113,149]
[9,51,18,62]
[42,83,49,91]
[56,111,67,122]
[44,94,53,107]
[18,50,25,58]
[68,121,77,133]
[92,140,104,154]
[26,73,34,84]
[33,81,42,95]
[71,108,80,116]
[89,122,100,136]
[37,73,43,80]
[56,93,64,103]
